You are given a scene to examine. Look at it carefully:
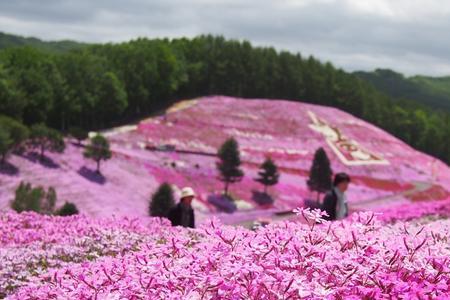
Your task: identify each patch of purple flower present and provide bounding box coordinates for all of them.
[1,210,449,299]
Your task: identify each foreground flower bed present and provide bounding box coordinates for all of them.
[376,199,450,223]
[0,213,167,298]
[1,211,450,299]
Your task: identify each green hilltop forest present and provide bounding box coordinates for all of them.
[355,69,450,111]
[0,32,449,163]
[0,32,85,53]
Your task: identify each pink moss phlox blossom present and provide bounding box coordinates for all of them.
[2,211,450,299]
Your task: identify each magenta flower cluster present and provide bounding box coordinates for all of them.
[2,210,449,299]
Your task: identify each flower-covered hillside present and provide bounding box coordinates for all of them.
[0,96,449,224]
[116,96,450,215]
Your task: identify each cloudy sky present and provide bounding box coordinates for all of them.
[1,0,449,76]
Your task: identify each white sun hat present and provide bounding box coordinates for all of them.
[180,187,195,199]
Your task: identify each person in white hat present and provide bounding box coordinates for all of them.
[168,187,196,228]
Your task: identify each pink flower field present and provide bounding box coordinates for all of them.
[2,96,449,225]
[1,96,450,298]
[1,209,450,299]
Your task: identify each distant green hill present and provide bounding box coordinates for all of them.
[355,69,450,111]
[0,32,86,52]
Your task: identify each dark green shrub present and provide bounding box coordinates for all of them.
[11,182,59,214]
[57,202,79,216]
[11,182,45,213]
[149,183,175,217]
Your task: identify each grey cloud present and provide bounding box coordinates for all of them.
[0,0,449,76]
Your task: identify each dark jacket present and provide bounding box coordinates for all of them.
[322,189,348,221]
[322,189,338,221]
[168,202,195,228]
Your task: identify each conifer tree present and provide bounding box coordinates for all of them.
[255,157,280,193]
[307,147,333,201]
[217,138,244,196]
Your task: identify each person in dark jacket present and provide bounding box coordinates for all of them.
[322,173,351,221]
[168,187,196,228]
